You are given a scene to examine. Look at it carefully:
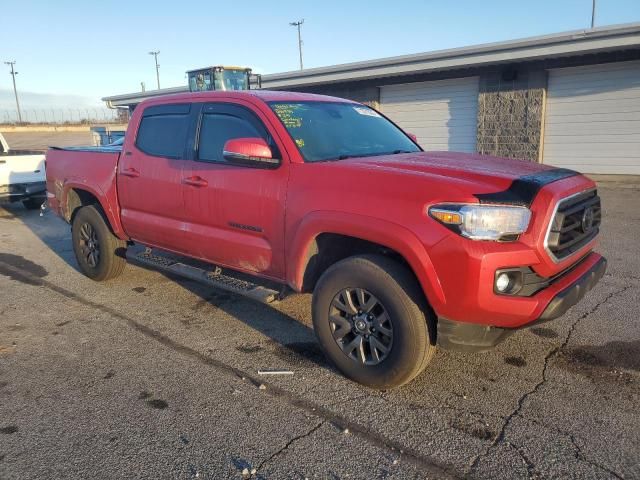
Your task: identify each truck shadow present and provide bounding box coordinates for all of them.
[128,258,331,372]
[0,201,76,265]
[2,202,331,372]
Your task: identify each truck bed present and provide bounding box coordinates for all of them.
[49,145,123,154]
[1,149,46,156]
[45,147,121,224]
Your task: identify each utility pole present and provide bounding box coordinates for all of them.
[148,51,160,89]
[289,19,304,70]
[591,0,596,28]
[4,61,22,123]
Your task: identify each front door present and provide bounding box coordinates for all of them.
[182,102,289,280]
[118,103,191,251]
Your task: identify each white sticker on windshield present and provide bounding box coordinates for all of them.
[353,106,381,117]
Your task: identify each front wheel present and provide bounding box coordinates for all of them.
[312,254,435,389]
[71,205,126,281]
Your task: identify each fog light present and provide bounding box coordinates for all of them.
[496,273,511,293]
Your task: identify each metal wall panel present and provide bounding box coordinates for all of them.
[380,77,479,153]
[544,61,640,174]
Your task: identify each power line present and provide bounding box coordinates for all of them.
[289,19,304,70]
[4,61,22,123]
[148,51,160,89]
[591,0,596,28]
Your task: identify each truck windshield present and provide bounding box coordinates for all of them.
[268,101,420,162]
[215,70,249,91]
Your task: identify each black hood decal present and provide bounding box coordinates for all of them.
[474,168,579,206]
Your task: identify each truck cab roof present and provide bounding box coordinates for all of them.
[136,89,356,108]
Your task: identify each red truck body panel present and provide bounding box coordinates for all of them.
[46,90,603,331]
[46,148,127,239]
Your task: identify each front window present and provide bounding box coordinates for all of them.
[268,101,420,162]
[198,114,261,163]
[215,70,249,91]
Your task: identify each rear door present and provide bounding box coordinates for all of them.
[118,103,191,251]
[182,102,289,280]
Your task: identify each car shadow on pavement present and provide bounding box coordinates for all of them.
[1,202,76,265]
[2,202,333,373]
[126,256,333,373]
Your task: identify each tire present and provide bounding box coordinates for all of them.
[72,205,126,281]
[22,198,43,210]
[312,254,435,389]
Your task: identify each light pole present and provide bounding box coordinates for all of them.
[289,19,304,70]
[4,61,22,123]
[591,0,596,28]
[148,51,160,89]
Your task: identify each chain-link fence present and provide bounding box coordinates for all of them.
[0,108,129,125]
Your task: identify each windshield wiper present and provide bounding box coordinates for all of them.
[320,150,414,162]
[321,154,359,161]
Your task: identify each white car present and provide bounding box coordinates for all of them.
[0,133,46,210]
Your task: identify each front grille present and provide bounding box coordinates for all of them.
[545,189,601,262]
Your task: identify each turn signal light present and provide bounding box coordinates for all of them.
[430,209,463,225]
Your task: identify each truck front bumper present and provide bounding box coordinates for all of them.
[0,182,46,202]
[437,254,607,352]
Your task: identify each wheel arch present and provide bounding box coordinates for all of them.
[287,211,446,310]
[62,183,126,239]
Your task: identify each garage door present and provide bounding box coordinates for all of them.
[380,77,479,152]
[544,61,640,174]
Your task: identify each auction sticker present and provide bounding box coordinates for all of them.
[353,106,381,117]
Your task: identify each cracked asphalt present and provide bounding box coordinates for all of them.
[0,183,639,479]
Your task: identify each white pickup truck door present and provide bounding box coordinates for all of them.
[0,154,46,186]
[0,133,46,195]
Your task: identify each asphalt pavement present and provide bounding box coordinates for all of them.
[0,184,638,479]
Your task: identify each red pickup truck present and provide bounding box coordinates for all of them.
[46,90,606,388]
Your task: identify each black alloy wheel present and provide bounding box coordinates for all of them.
[329,287,393,365]
[78,221,100,268]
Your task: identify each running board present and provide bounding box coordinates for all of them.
[126,249,280,304]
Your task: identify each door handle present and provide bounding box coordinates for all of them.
[182,176,208,187]
[121,167,140,178]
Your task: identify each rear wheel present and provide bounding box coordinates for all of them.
[312,254,435,389]
[22,198,42,210]
[72,205,126,281]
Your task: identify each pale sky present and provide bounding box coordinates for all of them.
[1,0,639,109]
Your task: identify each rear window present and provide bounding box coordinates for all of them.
[136,106,190,159]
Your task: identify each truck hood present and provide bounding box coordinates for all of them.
[342,151,579,205]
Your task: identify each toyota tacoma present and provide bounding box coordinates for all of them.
[45,90,606,388]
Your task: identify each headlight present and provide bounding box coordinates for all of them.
[429,204,531,241]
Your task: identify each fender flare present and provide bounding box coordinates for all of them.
[287,210,446,308]
[62,181,127,240]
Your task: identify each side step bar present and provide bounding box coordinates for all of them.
[126,249,280,304]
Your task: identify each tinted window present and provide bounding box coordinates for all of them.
[136,113,189,158]
[268,101,420,162]
[198,113,262,163]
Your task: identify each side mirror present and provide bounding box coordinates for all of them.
[223,137,280,169]
[407,133,418,143]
